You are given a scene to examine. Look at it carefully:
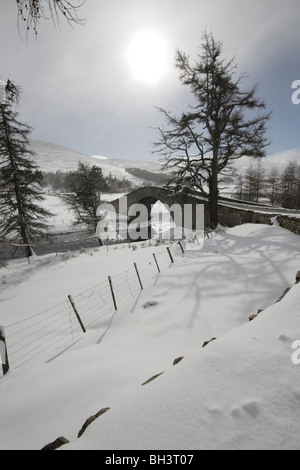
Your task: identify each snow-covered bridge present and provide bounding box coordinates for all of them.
[97,186,209,240]
[97,186,300,240]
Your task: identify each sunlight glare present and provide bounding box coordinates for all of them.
[127,31,168,85]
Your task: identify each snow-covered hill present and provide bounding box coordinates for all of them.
[0,223,300,450]
[29,139,164,185]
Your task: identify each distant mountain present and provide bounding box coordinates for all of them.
[29,140,164,184]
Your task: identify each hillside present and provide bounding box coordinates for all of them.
[29,139,164,185]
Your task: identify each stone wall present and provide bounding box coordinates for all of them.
[218,204,273,228]
[218,205,300,236]
[277,215,300,235]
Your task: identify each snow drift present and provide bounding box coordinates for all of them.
[0,223,299,450]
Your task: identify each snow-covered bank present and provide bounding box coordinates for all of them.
[66,282,300,451]
[0,224,299,450]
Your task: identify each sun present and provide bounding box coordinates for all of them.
[127,31,168,85]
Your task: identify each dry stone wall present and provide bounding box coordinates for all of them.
[218,204,273,228]
[277,215,300,235]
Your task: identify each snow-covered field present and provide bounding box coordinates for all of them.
[45,192,128,235]
[0,220,300,450]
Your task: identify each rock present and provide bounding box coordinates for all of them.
[78,407,110,438]
[275,288,291,303]
[142,372,164,386]
[249,309,264,322]
[41,437,70,451]
[249,314,257,322]
[143,301,158,309]
[296,271,300,284]
[202,338,217,348]
[173,356,184,366]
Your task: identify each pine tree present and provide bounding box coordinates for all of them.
[63,162,109,235]
[0,80,52,257]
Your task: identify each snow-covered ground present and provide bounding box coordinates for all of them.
[0,221,300,450]
[45,192,128,235]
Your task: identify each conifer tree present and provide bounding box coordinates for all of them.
[0,80,52,257]
[154,32,271,228]
[63,162,109,235]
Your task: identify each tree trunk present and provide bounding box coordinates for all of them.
[20,223,32,258]
[209,153,219,229]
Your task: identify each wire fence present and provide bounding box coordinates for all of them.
[0,233,210,378]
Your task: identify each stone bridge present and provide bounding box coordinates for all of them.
[97,186,294,240]
[98,186,209,240]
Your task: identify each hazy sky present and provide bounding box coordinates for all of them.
[1,0,300,164]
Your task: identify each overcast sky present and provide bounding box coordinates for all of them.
[1,0,300,166]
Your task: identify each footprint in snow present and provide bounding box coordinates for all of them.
[143,301,158,309]
[231,400,260,419]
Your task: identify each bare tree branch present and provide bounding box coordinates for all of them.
[16,0,86,36]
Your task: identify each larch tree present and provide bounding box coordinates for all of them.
[15,0,85,36]
[0,79,53,258]
[154,32,271,228]
[280,162,300,209]
[267,167,281,206]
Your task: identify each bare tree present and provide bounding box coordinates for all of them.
[154,32,271,228]
[280,162,300,209]
[253,160,266,203]
[267,167,281,206]
[16,0,85,36]
[243,164,256,202]
[234,174,244,200]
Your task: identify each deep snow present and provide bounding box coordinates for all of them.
[0,222,299,450]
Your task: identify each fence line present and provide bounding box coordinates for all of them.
[1,235,206,376]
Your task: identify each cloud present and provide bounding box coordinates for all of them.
[265,149,300,172]
[1,0,300,160]
[233,149,300,175]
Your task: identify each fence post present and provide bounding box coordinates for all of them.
[68,295,86,333]
[134,263,143,290]
[108,276,118,311]
[178,241,185,254]
[0,326,9,376]
[153,253,160,273]
[167,247,174,263]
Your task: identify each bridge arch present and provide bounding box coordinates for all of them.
[97,186,208,241]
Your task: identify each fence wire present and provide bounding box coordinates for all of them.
[5,300,83,369]
[2,236,207,374]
